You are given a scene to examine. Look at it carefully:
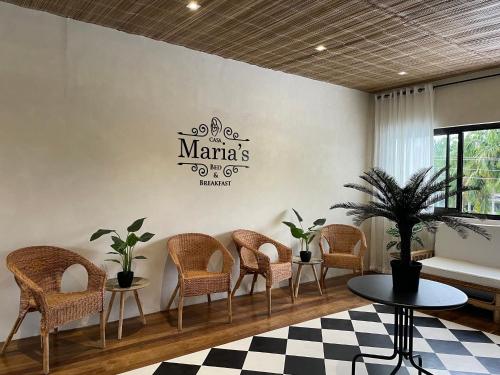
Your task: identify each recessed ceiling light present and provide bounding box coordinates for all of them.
[315,45,327,52]
[398,71,408,76]
[187,1,201,10]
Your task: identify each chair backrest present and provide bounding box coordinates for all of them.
[320,224,364,255]
[6,246,88,293]
[232,229,274,268]
[167,233,226,272]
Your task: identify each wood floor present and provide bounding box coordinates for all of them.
[1,274,499,375]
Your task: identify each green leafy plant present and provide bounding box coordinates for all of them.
[90,218,155,272]
[282,209,326,252]
[386,223,424,251]
[331,167,490,266]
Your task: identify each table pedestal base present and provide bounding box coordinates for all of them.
[352,307,432,375]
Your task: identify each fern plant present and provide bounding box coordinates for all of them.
[386,223,424,251]
[331,167,490,267]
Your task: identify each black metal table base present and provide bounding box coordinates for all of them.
[352,306,433,375]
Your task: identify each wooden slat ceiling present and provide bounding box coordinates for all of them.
[4,0,500,92]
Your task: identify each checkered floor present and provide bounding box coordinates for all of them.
[122,304,500,375]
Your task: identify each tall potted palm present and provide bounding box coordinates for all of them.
[331,167,490,291]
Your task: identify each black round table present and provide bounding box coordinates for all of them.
[348,275,467,375]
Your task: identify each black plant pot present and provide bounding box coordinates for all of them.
[390,260,422,292]
[117,271,134,288]
[300,251,312,262]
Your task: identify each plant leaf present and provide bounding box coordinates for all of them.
[134,255,147,259]
[307,234,316,244]
[282,221,296,229]
[127,218,146,232]
[127,233,139,247]
[292,208,303,222]
[106,251,119,255]
[313,218,326,226]
[90,229,114,241]
[386,240,398,250]
[139,232,155,242]
[105,259,122,264]
[291,227,304,239]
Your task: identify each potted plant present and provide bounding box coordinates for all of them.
[90,218,155,288]
[386,223,425,252]
[283,208,326,262]
[331,167,490,292]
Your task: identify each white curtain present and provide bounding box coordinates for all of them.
[370,84,434,272]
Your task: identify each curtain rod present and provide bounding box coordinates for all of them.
[433,72,500,89]
[376,87,426,100]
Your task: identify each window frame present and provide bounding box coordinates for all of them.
[433,122,500,220]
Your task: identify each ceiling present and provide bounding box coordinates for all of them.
[5,0,500,92]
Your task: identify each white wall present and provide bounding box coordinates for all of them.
[0,3,372,340]
[434,73,500,127]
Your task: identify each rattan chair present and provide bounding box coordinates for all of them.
[232,230,294,316]
[319,224,367,289]
[166,233,234,331]
[1,246,106,374]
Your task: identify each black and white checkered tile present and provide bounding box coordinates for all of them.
[122,304,500,375]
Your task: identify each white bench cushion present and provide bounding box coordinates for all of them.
[421,256,500,290]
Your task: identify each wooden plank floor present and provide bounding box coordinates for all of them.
[1,274,498,375]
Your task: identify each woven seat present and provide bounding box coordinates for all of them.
[1,246,106,374]
[319,224,367,290]
[232,230,294,317]
[166,233,234,330]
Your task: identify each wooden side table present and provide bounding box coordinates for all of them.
[293,257,323,298]
[105,277,150,339]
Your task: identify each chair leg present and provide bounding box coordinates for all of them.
[288,278,295,304]
[166,282,180,311]
[266,286,272,317]
[231,273,245,297]
[105,291,116,323]
[178,285,184,331]
[250,274,258,295]
[207,294,211,304]
[322,267,328,290]
[42,330,49,375]
[1,311,27,354]
[100,310,106,349]
[320,264,325,289]
[227,290,232,323]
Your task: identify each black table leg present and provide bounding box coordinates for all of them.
[351,306,434,375]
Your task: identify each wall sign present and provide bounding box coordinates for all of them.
[177,117,250,186]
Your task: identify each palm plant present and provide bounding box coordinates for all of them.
[331,167,490,267]
[386,223,424,252]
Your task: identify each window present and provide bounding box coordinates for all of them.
[433,123,500,219]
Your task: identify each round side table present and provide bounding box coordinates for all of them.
[105,277,150,340]
[348,274,467,375]
[293,257,323,298]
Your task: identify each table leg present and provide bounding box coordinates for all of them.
[352,306,433,375]
[294,264,303,298]
[134,290,146,325]
[118,292,125,340]
[351,306,399,374]
[105,292,116,324]
[311,265,323,296]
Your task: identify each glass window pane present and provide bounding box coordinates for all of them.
[433,135,447,208]
[462,128,500,215]
[448,134,458,209]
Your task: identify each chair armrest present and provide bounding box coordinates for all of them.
[272,241,292,263]
[358,232,368,258]
[11,267,48,312]
[76,257,107,292]
[220,245,235,274]
[169,250,184,279]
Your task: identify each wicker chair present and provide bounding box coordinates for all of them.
[166,233,234,331]
[232,230,294,317]
[1,246,106,374]
[319,224,367,289]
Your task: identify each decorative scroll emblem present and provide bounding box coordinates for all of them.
[177,117,250,187]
